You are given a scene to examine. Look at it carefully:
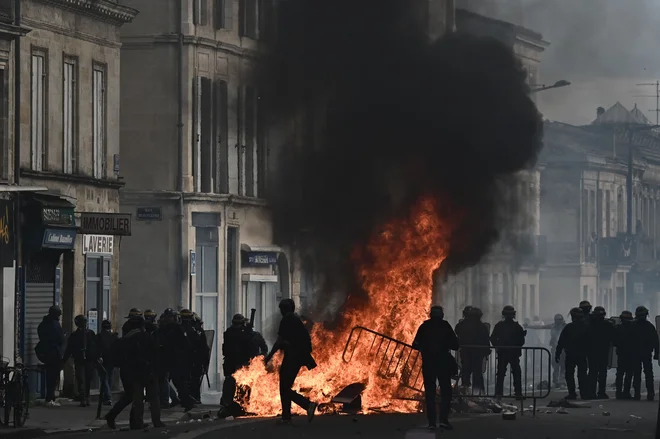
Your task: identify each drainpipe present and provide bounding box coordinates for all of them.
[177,0,186,308]
[13,0,22,364]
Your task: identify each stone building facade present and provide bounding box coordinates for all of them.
[0,0,137,397]
[541,103,660,318]
[438,8,547,325]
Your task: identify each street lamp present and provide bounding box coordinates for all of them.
[530,80,571,94]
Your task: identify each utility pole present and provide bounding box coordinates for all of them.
[634,81,660,125]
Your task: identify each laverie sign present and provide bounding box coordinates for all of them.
[82,235,114,255]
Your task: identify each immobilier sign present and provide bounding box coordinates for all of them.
[79,212,132,236]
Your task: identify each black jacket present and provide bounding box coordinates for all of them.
[634,319,660,356]
[116,329,159,376]
[490,319,525,357]
[614,321,638,356]
[35,315,65,364]
[222,326,253,373]
[96,330,119,365]
[455,318,490,357]
[413,318,459,363]
[63,329,98,363]
[155,323,192,373]
[587,318,615,354]
[556,321,589,357]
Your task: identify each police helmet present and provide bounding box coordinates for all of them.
[232,313,247,326]
[462,306,474,318]
[180,309,194,320]
[473,307,484,319]
[593,306,606,318]
[279,298,296,313]
[48,305,62,318]
[101,319,112,330]
[144,309,157,322]
[125,308,143,319]
[579,301,592,314]
[502,305,516,318]
[162,308,177,317]
[129,314,145,324]
[635,306,649,318]
[569,307,584,321]
[74,314,87,328]
[620,310,634,321]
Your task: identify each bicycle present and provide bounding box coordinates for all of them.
[0,360,33,428]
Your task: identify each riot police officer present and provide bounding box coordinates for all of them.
[123,308,143,336]
[219,314,253,413]
[144,309,158,334]
[579,301,593,318]
[586,306,614,399]
[412,306,458,431]
[246,320,268,358]
[156,308,196,411]
[491,306,525,399]
[556,307,589,400]
[632,306,659,401]
[455,307,489,391]
[614,311,636,399]
[180,309,210,404]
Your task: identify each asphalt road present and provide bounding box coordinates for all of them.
[22,394,658,439]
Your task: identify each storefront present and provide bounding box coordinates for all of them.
[20,194,77,368]
[0,199,15,363]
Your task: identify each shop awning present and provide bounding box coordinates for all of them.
[240,244,283,253]
[29,193,76,209]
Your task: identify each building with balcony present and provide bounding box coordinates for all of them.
[541,102,660,317]
[439,8,547,325]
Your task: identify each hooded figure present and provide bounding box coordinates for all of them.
[36,306,65,407]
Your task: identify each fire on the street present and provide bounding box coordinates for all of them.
[233,197,450,416]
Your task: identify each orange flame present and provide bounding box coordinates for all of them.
[234,196,450,416]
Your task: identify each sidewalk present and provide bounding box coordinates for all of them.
[1,398,224,437]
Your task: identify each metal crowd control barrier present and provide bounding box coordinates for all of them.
[455,345,552,415]
[342,326,552,415]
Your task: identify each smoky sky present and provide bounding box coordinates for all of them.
[259,0,543,298]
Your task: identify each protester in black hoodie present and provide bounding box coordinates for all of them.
[35,306,65,407]
[97,320,119,405]
[63,315,99,407]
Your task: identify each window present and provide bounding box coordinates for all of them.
[256,89,267,197]
[226,227,238,329]
[63,57,77,174]
[192,77,214,192]
[85,255,111,332]
[193,0,209,25]
[239,0,258,39]
[214,79,229,193]
[617,190,624,233]
[0,68,7,179]
[244,86,256,197]
[605,190,611,237]
[92,64,106,179]
[31,50,47,171]
[214,0,233,30]
[0,0,12,23]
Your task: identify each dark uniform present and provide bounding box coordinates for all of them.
[35,306,65,405]
[180,309,210,403]
[265,299,318,424]
[413,305,458,431]
[490,306,525,398]
[144,309,158,334]
[246,322,269,358]
[220,314,253,410]
[556,307,589,400]
[455,307,489,391]
[586,306,615,399]
[632,306,659,400]
[105,315,163,430]
[97,320,119,405]
[122,308,143,336]
[614,311,636,399]
[156,308,196,411]
[63,315,98,407]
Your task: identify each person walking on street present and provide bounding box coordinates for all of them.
[413,305,459,431]
[632,305,659,401]
[265,299,318,425]
[63,315,99,407]
[97,320,119,406]
[556,307,589,400]
[491,306,525,399]
[35,306,65,407]
[106,314,164,430]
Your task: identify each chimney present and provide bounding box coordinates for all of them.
[597,107,606,118]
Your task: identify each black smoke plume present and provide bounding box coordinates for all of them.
[258,0,543,309]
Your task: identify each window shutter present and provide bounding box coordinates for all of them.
[244,86,255,197]
[213,80,229,193]
[245,0,257,39]
[256,89,267,198]
[238,0,246,37]
[201,77,214,193]
[200,0,209,25]
[193,0,201,25]
[193,77,202,192]
[237,85,245,196]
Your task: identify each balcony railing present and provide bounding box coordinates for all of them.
[597,236,635,267]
